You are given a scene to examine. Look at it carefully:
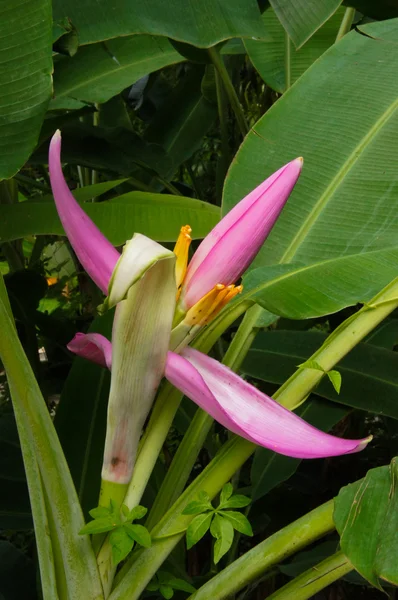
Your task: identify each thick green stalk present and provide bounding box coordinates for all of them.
[335,7,355,42]
[188,502,335,600]
[274,277,398,410]
[221,304,264,370]
[208,46,248,137]
[145,409,213,531]
[267,551,352,600]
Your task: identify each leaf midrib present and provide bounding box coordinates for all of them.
[55,48,181,99]
[245,245,398,300]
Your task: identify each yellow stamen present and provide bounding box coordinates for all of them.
[184,283,243,327]
[173,225,192,295]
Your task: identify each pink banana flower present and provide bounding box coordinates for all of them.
[49,130,302,325]
[67,333,370,459]
[50,130,370,463]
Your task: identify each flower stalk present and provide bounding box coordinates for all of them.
[188,502,336,600]
[267,551,352,600]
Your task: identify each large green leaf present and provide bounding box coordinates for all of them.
[0,0,52,179]
[242,330,398,419]
[334,459,398,587]
[223,21,398,319]
[0,191,219,245]
[240,249,398,319]
[251,397,348,501]
[269,0,342,48]
[245,7,345,93]
[0,277,103,598]
[52,0,268,48]
[52,36,183,107]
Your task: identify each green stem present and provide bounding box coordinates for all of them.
[335,7,355,43]
[208,47,248,138]
[145,409,213,531]
[113,497,334,600]
[188,502,335,600]
[155,175,183,196]
[284,31,291,91]
[267,551,352,600]
[274,277,398,410]
[127,177,155,193]
[222,304,264,371]
[14,173,51,193]
[185,162,201,199]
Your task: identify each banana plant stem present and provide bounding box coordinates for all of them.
[267,551,352,600]
[113,498,334,600]
[208,46,248,137]
[188,501,335,600]
[274,277,398,410]
[336,7,356,43]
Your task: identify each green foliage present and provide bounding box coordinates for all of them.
[0,0,52,179]
[269,0,342,47]
[246,6,345,92]
[80,501,151,566]
[242,329,398,419]
[334,458,398,588]
[0,191,219,245]
[2,1,398,598]
[298,360,341,394]
[183,485,252,562]
[147,571,196,598]
[52,0,268,47]
[224,21,398,320]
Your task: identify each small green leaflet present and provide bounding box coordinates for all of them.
[298,359,342,394]
[79,501,150,566]
[183,483,252,563]
[327,370,342,394]
[220,510,253,535]
[211,514,234,563]
[146,570,196,599]
[186,512,213,549]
